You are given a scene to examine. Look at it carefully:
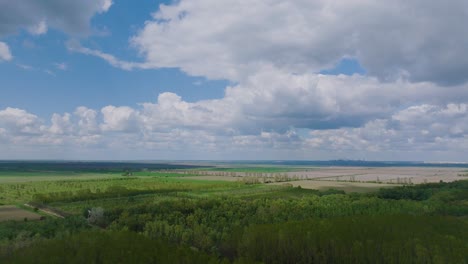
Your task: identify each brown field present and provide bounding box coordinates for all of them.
[184,175,396,192]
[184,175,242,182]
[180,166,466,192]
[269,180,396,193]
[285,167,463,184]
[190,167,465,184]
[0,205,42,222]
[185,175,396,192]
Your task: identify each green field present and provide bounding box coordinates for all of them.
[0,174,238,205]
[0,162,467,263]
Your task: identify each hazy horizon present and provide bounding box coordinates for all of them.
[1,159,468,166]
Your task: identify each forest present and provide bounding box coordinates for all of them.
[0,163,467,263]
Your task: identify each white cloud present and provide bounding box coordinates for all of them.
[28,20,48,35]
[0,0,113,36]
[393,104,468,139]
[49,113,72,135]
[66,40,141,71]
[0,100,467,160]
[0,42,12,61]
[0,107,103,150]
[75,107,99,135]
[100,0,113,13]
[0,107,42,135]
[140,92,237,134]
[101,106,139,132]
[307,104,468,155]
[124,0,468,85]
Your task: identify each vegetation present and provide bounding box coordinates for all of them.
[0,162,467,263]
[235,215,466,264]
[6,231,221,264]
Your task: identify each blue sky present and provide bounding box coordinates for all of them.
[0,0,467,161]
[1,0,228,117]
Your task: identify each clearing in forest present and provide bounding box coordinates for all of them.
[0,205,42,222]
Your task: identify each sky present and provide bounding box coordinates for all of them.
[0,0,467,161]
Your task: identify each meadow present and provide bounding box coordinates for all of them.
[0,162,467,263]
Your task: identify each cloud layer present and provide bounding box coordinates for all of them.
[127,0,468,85]
[1,74,467,160]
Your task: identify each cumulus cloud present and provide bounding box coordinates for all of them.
[101,106,140,132]
[393,104,468,140]
[1,96,467,160]
[140,92,238,134]
[0,0,112,36]
[0,41,12,61]
[75,107,99,135]
[307,104,468,155]
[0,107,42,135]
[124,0,468,85]
[49,113,72,135]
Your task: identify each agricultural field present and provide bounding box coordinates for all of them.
[183,166,465,184]
[0,161,467,263]
[269,180,395,193]
[0,206,42,222]
[0,174,237,205]
[288,166,464,184]
[196,166,306,173]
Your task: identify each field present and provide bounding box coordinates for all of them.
[1,163,465,207]
[0,173,238,205]
[0,206,42,222]
[270,180,395,193]
[183,166,464,184]
[197,166,305,173]
[282,166,464,184]
[0,161,467,263]
[175,166,464,195]
[0,172,119,184]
